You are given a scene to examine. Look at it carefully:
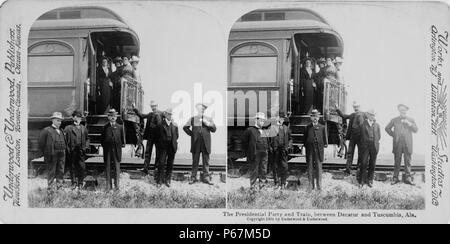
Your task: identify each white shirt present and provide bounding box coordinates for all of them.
[165,118,172,125]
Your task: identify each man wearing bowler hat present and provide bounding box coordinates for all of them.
[385,104,418,185]
[336,101,366,174]
[64,110,90,189]
[133,100,163,174]
[242,112,270,189]
[269,111,292,188]
[100,109,125,190]
[304,109,328,191]
[359,109,381,188]
[184,103,217,185]
[155,109,179,187]
[38,112,67,189]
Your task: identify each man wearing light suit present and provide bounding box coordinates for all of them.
[183,103,217,185]
[385,104,418,185]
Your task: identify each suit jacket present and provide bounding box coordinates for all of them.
[360,120,381,152]
[38,126,67,159]
[134,109,162,140]
[242,126,270,160]
[156,120,179,151]
[385,116,418,154]
[100,122,125,161]
[270,124,292,151]
[183,115,216,154]
[303,123,328,162]
[64,123,90,153]
[337,109,365,140]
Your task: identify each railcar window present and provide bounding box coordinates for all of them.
[230,43,278,85]
[28,42,74,84]
[231,57,277,83]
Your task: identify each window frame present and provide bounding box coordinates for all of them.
[28,40,76,87]
[229,41,279,87]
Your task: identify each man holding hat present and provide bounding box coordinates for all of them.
[64,110,90,188]
[269,111,292,188]
[133,101,163,174]
[359,109,381,188]
[38,112,67,188]
[155,108,179,187]
[100,109,125,190]
[242,112,270,189]
[183,103,217,185]
[304,109,328,191]
[385,104,418,185]
[336,101,366,174]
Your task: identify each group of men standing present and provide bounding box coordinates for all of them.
[242,112,292,190]
[132,101,217,187]
[242,101,418,191]
[39,101,216,190]
[336,102,418,187]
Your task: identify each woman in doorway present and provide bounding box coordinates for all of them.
[299,57,316,114]
[96,57,113,114]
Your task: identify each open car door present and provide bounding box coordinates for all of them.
[323,77,346,123]
[288,34,300,115]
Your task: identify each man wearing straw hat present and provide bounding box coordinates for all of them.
[64,110,90,189]
[304,109,327,191]
[242,112,270,189]
[155,108,179,187]
[183,103,217,185]
[100,109,125,190]
[336,101,365,174]
[385,104,418,185]
[133,100,163,174]
[38,111,67,189]
[358,109,381,188]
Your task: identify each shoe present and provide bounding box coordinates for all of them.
[367,182,373,188]
[189,179,197,185]
[391,180,400,185]
[165,183,171,188]
[141,169,149,175]
[404,181,415,186]
[156,183,161,188]
[203,180,214,186]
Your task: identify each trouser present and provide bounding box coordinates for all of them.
[68,147,86,186]
[268,151,277,183]
[191,141,210,181]
[359,142,378,184]
[275,147,289,185]
[393,141,412,182]
[104,148,120,190]
[144,138,157,171]
[46,150,66,187]
[156,144,175,184]
[249,151,268,187]
[134,123,144,159]
[346,136,361,170]
[307,145,323,190]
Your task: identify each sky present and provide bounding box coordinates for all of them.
[15,0,449,156]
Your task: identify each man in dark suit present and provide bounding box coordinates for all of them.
[183,103,217,185]
[155,109,178,187]
[269,112,292,188]
[243,112,270,189]
[38,112,67,189]
[336,101,365,173]
[304,109,328,191]
[101,109,125,191]
[64,110,90,189]
[133,100,163,174]
[385,104,418,185]
[359,110,381,188]
[111,57,123,111]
